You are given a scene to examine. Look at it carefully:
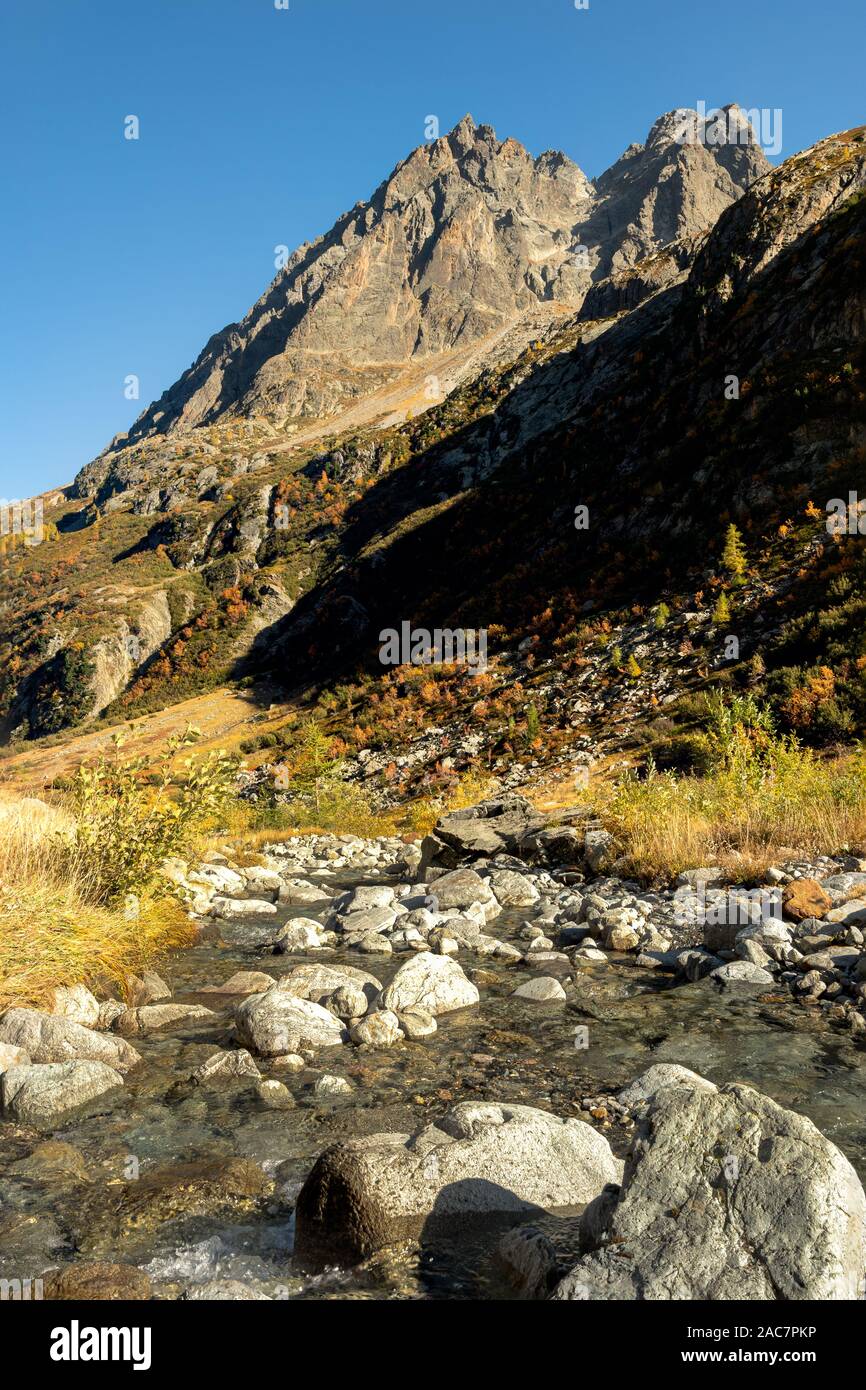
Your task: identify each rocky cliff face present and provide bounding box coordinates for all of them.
[257,125,866,761]
[111,108,767,445]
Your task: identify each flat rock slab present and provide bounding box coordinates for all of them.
[43,1262,152,1301]
[710,961,775,987]
[419,795,545,870]
[280,880,334,905]
[512,977,567,1002]
[210,897,278,919]
[197,970,276,996]
[277,963,382,1007]
[116,1004,215,1036]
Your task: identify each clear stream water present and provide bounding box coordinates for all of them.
[1,882,864,1300]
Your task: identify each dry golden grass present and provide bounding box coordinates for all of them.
[0,888,193,1011]
[590,748,866,884]
[202,767,500,856]
[0,793,195,1010]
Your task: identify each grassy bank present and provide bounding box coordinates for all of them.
[587,697,866,883]
[0,730,236,1009]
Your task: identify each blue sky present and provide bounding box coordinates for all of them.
[1,0,863,497]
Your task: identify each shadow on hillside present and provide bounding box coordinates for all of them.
[234,201,863,696]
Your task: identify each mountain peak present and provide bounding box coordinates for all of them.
[645,102,764,151]
[450,112,476,138]
[104,109,768,448]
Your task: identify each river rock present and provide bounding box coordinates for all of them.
[97,1000,128,1030]
[242,866,284,896]
[272,918,327,952]
[0,1042,31,1074]
[676,867,725,888]
[193,863,246,894]
[47,984,101,1027]
[617,1064,717,1109]
[277,963,382,1008]
[530,825,584,864]
[584,829,615,873]
[782,878,832,922]
[397,1008,437,1039]
[379,952,480,1016]
[0,1008,140,1073]
[553,1078,866,1300]
[800,946,861,972]
[353,934,393,955]
[192,1049,261,1083]
[333,884,396,913]
[419,795,544,870]
[604,924,641,952]
[820,872,866,902]
[280,878,332,905]
[256,1079,295,1109]
[294,1100,622,1265]
[349,1010,403,1047]
[9,1138,88,1185]
[115,1004,215,1036]
[338,906,400,938]
[825,901,866,926]
[210,896,278,919]
[235,986,348,1056]
[199,970,275,996]
[425,868,500,921]
[0,1061,124,1125]
[314,1073,354,1096]
[512,977,567,1002]
[496,1224,560,1299]
[711,960,775,987]
[323,984,369,1020]
[269,1053,306,1072]
[487,870,540,908]
[79,1158,272,1248]
[124,971,172,1007]
[677,949,724,982]
[43,1261,152,1301]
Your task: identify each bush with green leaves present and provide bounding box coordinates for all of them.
[272,721,378,832]
[65,726,241,904]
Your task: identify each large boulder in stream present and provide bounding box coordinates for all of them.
[294,1101,622,1266]
[379,952,479,1016]
[553,1071,866,1301]
[1,1061,124,1126]
[419,796,545,871]
[234,984,348,1056]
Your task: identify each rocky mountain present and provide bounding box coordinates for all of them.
[97,106,768,450]
[2,114,864,792]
